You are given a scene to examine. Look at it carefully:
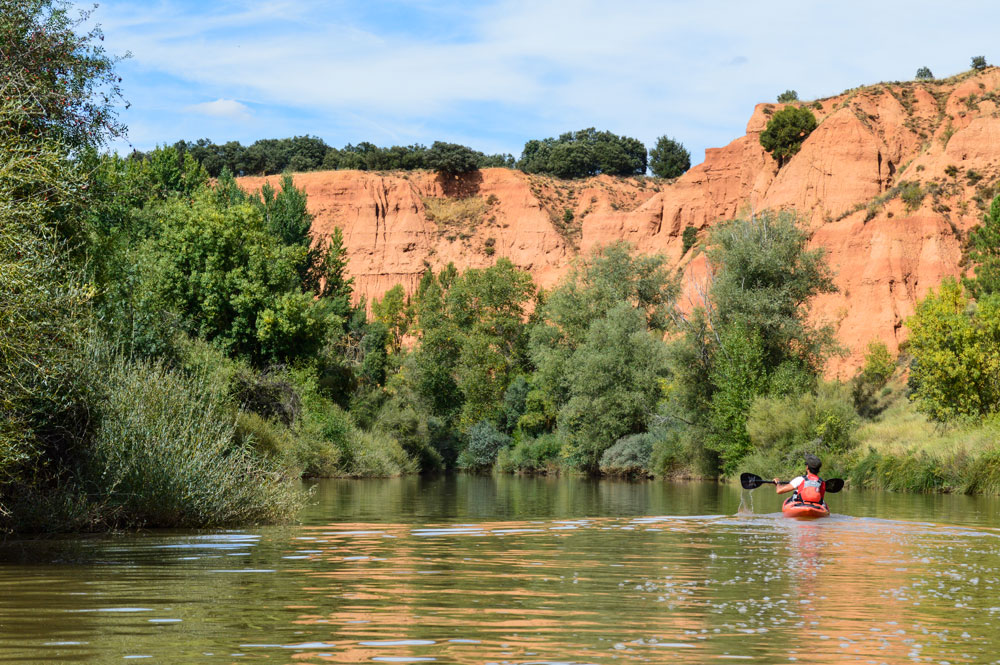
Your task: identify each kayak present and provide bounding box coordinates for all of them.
[781,497,830,519]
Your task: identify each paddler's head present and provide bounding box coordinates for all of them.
[804,453,822,475]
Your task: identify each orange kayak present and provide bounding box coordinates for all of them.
[782,497,830,519]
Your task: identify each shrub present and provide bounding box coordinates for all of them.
[292,373,355,476]
[649,136,691,179]
[599,432,654,476]
[495,433,562,473]
[899,181,925,212]
[915,67,934,80]
[860,340,894,385]
[746,384,858,463]
[375,396,444,472]
[776,90,799,103]
[649,426,692,476]
[681,225,698,255]
[852,340,895,418]
[972,56,988,71]
[759,106,818,167]
[458,421,511,470]
[83,356,302,528]
[235,411,298,464]
[231,366,301,425]
[343,428,416,477]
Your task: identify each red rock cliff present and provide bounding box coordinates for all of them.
[240,69,1000,376]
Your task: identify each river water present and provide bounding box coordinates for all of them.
[3,476,1000,664]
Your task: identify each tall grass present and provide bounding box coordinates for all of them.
[82,354,303,528]
[848,395,1000,494]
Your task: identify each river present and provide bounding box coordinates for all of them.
[3,476,1000,664]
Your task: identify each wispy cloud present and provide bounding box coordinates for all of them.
[186,98,252,119]
[89,0,1000,160]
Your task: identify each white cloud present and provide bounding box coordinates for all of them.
[90,0,1000,156]
[185,98,252,119]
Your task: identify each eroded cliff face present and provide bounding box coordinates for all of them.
[239,68,1000,375]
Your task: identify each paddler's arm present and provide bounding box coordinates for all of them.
[773,479,795,494]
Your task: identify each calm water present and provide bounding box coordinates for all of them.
[4,476,1000,664]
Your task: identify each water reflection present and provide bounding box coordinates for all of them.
[2,477,1000,664]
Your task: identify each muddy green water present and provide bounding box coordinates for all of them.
[4,477,1000,664]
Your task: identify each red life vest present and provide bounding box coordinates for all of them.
[798,472,826,503]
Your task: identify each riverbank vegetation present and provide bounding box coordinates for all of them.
[9,3,1000,534]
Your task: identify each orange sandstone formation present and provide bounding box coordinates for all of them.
[239,69,1000,375]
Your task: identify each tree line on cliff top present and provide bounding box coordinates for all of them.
[163,131,692,180]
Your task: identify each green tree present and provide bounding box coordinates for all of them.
[707,321,768,472]
[972,56,988,71]
[518,128,647,178]
[707,211,837,374]
[907,278,1000,420]
[253,173,312,248]
[144,146,208,199]
[406,260,535,432]
[649,136,691,179]
[0,0,126,149]
[446,259,535,429]
[964,194,1000,299]
[528,243,677,470]
[667,211,837,472]
[558,304,671,471]
[915,66,934,80]
[359,322,390,387]
[1,0,125,506]
[410,268,463,419]
[759,106,818,167]
[498,375,530,434]
[314,227,354,320]
[425,141,481,176]
[530,243,676,409]
[135,192,331,362]
[0,111,88,489]
[777,90,799,103]
[372,284,410,351]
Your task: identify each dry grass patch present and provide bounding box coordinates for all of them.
[422,196,488,231]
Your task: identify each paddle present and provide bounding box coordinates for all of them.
[740,472,844,493]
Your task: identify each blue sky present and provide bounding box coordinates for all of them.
[87,0,998,164]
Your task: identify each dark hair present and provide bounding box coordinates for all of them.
[804,453,822,474]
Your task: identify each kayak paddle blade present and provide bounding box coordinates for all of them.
[825,478,845,493]
[740,473,766,490]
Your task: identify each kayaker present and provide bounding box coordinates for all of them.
[773,454,826,504]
